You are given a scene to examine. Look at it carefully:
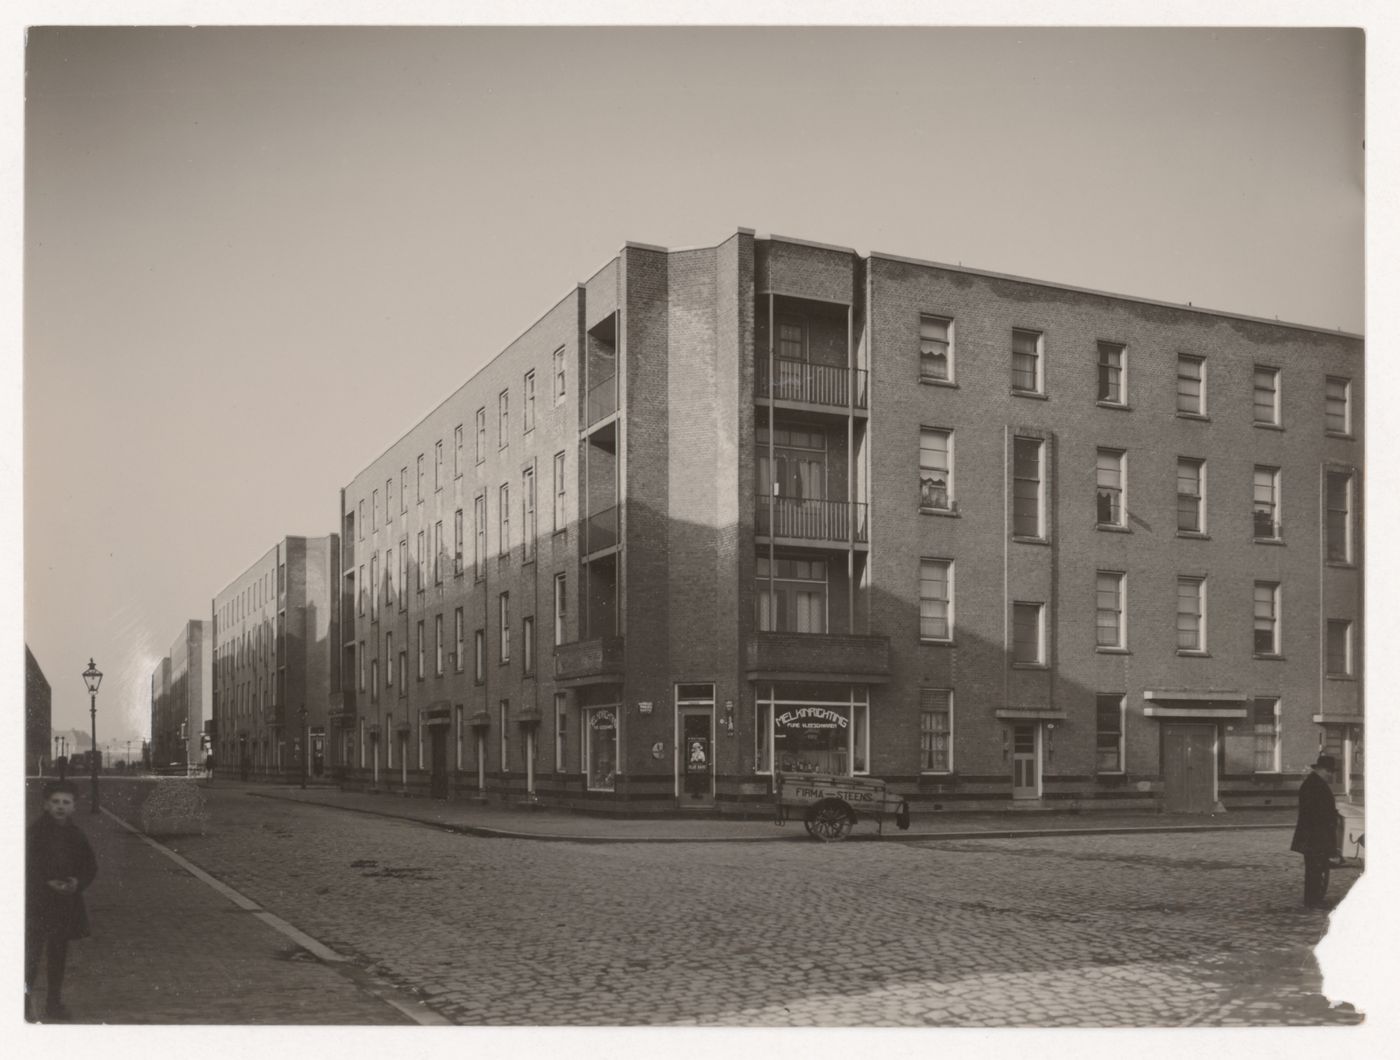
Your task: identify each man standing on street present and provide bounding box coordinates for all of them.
[26,780,99,1020]
[1291,754,1342,910]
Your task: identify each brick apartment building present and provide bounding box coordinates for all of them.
[149,619,212,770]
[211,536,340,781]
[26,645,52,775]
[334,229,1363,814]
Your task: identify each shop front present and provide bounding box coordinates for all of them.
[754,683,869,777]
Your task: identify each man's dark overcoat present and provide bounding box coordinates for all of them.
[1290,770,1339,857]
[26,815,98,940]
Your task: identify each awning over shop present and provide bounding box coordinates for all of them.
[468,709,491,729]
[994,708,1068,721]
[423,700,453,728]
[1141,689,1248,719]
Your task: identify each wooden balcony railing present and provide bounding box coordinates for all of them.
[757,357,868,410]
[756,496,868,544]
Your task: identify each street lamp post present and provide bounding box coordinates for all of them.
[81,658,103,814]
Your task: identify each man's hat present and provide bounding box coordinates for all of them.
[1312,754,1338,771]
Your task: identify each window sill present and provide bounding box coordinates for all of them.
[1095,647,1131,655]
[1325,560,1356,570]
[1177,530,1210,540]
[1254,653,1285,662]
[1012,662,1049,671]
[1011,535,1050,546]
[919,639,956,648]
[920,506,960,518]
[1176,650,1211,658]
[1011,389,1049,401]
[1176,412,1210,423]
[919,377,958,388]
[1096,401,1132,412]
[1253,537,1285,546]
[1253,422,1285,432]
[1326,431,1355,441]
[1096,523,1131,534]
[1326,673,1356,682]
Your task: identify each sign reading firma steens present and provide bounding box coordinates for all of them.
[788,778,879,804]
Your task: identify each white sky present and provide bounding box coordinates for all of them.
[4,1,1399,1047]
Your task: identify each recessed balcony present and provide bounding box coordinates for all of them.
[757,357,868,412]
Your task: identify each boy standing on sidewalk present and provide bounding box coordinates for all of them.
[25,780,98,1021]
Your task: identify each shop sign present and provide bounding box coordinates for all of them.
[589,709,616,731]
[686,736,709,773]
[775,707,848,730]
[638,701,654,715]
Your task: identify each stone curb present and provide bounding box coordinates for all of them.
[246,789,1294,845]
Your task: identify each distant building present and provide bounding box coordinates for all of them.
[211,536,340,781]
[26,646,52,774]
[150,621,212,769]
[329,230,1362,814]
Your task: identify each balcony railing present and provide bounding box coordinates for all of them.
[587,375,618,425]
[757,357,868,410]
[755,496,868,545]
[584,506,619,554]
[745,632,891,678]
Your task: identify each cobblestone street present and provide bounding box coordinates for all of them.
[144,787,1361,1027]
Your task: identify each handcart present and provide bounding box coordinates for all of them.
[773,772,911,842]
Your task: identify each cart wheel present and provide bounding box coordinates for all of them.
[805,799,854,842]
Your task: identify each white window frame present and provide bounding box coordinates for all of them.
[1253,465,1282,541]
[1253,581,1281,657]
[554,692,568,771]
[434,440,443,492]
[1252,697,1281,773]
[554,573,566,646]
[1096,571,1126,650]
[553,451,566,533]
[1012,601,1045,666]
[400,467,408,513]
[1096,448,1126,528]
[754,685,870,777]
[1177,354,1206,416]
[1012,436,1044,539]
[553,346,566,406]
[435,614,444,676]
[523,465,537,561]
[498,389,509,449]
[499,592,511,664]
[1326,619,1353,677]
[919,427,954,512]
[499,483,510,557]
[1011,328,1043,394]
[417,454,425,504]
[524,370,536,432]
[1325,376,1351,436]
[416,620,425,679]
[1095,694,1126,775]
[1177,576,1206,653]
[919,558,953,642]
[474,493,487,579]
[454,608,465,673]
[1253,365,1281,426]
[475,408,486,464]
[1097,341,1126,405]
[454,424,464,478]
[919,689,953,774]
[919,314,953,382]
[1177,457,1206,534]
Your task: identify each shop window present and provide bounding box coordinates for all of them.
[758,685,870,777]
[585,706,618,791]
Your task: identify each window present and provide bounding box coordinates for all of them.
[919,689,952,773]
[553,346,567,405]
[524,370,536,432]
[1177,458,1205,533]
[553,452,566,532]
[370,554,379,621]
[1096,694,1125,773]
[498,483,511,557]
[1327,620,1353,677]
[358,640,366,690]
[453,509,464,575]
[400,467,408,513]
[1012,437,1043,538]
[1096,449,1125,527]
[1326,471,1353,563]
[1011,328,1043,393]
[434,441,443,492]
[756,425,827,501]
[1253,466,1281,540]
[435,615,444,676]
[433,520,443,584]
[1177,577,1205,652]
[554,573,566,646]
[416,531,425,591]
[386,479,394,524]
[919,559,953,641]
[919,429,953,511]
[358,564,365,616]
[474,494,486,579]
[1254,582,1280,656]
[371,489,379,532]
[454,425,464,478]
[500,701,510,773]
[453,608,465,673]
[554,693,568,771]
[499,593,511,663]
[398,542,408,610]
[397,650,406,695]
[1177,355,1205,415]
[474,629,485,684]
[1097,342,1125,404]
[1013,602,1044,665]
[416,621,425,679]
[358,500,364,540]
[523,616,534,675]
[523,466,537,561]
[757,686,869,777]
[778,317,805,360]
[919,315,953,382]
[1096,572,1125,649]
[1325,377,1351,435]
[417,454,425,503]
[386,632,394,688]
[498,390,509,449]
[475,408,486,464]
[1253,366,1280,425]
[1253,697,1280,773]
[756,556,827,633]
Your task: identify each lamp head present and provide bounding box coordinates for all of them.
[81,658,103,695]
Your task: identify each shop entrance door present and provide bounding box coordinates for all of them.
[429,726,448,799]
[678,709,714,807]
[1162,723,1216,813]
[311,734,325,777]
[1011,724,1040,799]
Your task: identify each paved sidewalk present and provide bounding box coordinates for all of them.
[238,780,1301,843]
[22,791,416,1025]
